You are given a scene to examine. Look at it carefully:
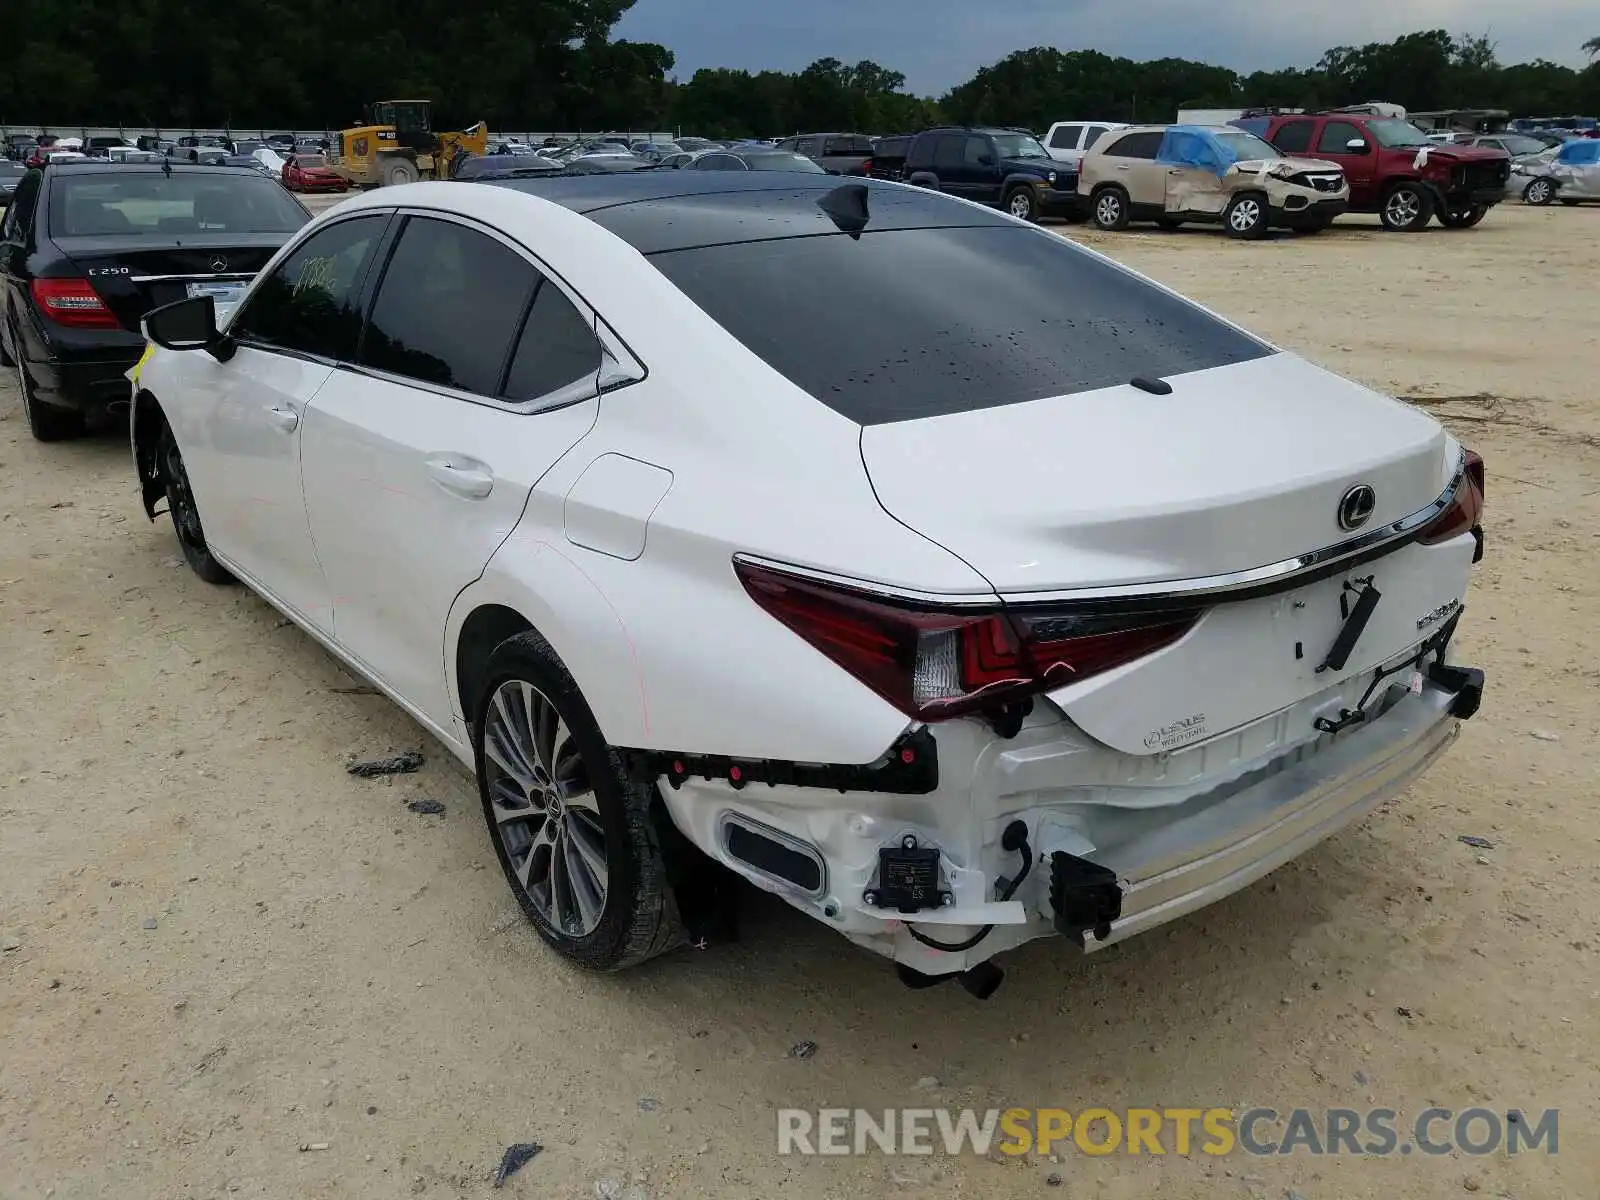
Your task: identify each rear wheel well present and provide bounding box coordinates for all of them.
[456,605,533,725]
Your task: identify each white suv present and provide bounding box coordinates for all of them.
[1044,120,1127,168]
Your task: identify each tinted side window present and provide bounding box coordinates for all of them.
[648,226,1272,425]
[3,171,41,238]
[1084,125,1112,148]
[232,214,387,360]
[775,138,797,151]
[933,135,964,168]
[1270,121,1315,154]
[964,136,990,165]
[796,137,821,156]
[1049,123,1083,149]
[852,136,875,154]
[1104,131,1162,159]
[502,279,603,401]
[360,217,536,396]
[823,137,850,155]
[1317,121,1366,154]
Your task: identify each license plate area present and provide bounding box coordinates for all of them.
[186,280,247,305]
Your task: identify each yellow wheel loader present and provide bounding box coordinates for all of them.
[331,100,487,187]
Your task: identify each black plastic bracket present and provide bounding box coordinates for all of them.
[1428,663,1485,721]
[866,835,948,914]
[1049,852,1123,948]
[624,726,939,796]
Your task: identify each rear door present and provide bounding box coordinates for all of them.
[1099,130,1165,207]
[298,212,607,729]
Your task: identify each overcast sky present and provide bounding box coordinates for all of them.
[613,0,1597,94]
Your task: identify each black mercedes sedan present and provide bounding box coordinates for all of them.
[0,160,309,440]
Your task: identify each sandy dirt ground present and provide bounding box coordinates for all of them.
[2,200,1598,1200]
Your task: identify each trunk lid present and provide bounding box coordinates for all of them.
[859,352,1450,594]
[53,234,283,331]
[859,351,1465,754]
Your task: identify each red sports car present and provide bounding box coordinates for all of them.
[282,153,349,193]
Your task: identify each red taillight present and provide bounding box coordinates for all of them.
[31,278,120,329]
[735,560,1199,721]
[1416,449,1485,546]
[860,158,874,175]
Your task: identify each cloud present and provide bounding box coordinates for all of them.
[614,0,1596,93]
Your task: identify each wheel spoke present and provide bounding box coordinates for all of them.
[490,686,541,786]
[563,825,605,930]
[515,820,557,889]
[551,717,580,782]
[547,826,576,930]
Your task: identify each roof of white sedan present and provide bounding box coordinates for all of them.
[330,174,1016,255]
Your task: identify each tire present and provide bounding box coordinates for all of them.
[1521,178,1554,206]
[158,424,233,583]
[382,157,419,187]
[16,356,85,442]
[1440,203,1487,229]
[1004,185,1038,222]
[474,631,682,971]
[1091,186,1130,231]
[1156,217,1183,231]
[0,319,12,368]
[1379,182,1433,231]
[1223,192,1269,239]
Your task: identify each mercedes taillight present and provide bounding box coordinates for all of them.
[31,278,120,329]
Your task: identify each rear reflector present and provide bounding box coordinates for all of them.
[31,278,120,329]
[1417,449,1484,547]
[735,560,1200,721]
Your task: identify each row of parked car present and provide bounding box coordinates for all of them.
[5,146,1495,994]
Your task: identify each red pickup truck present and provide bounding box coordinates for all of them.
[1235,113,1511,231]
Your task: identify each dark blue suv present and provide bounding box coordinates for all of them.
[903,126,1082,221]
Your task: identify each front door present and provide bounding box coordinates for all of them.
[299,213,607,729]
[178,211,393,631]
[1310,119,1378,207]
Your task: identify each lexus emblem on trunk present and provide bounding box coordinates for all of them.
[209,255,228,272]
[1338,484,1377,531]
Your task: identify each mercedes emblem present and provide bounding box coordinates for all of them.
[208,255,228,273]
[1338,484,1377,531]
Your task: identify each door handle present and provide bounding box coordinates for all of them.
[425,455,494,500]
[265,405,299,432]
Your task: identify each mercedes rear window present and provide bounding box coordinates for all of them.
[647,225,1272,424]
[48,172,308,237]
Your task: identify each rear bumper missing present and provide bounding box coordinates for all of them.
[1058,672,1474,951]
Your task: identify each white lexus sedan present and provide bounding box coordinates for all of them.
[129,174,1485,996]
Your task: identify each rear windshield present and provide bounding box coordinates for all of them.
[746,154,826,173]
[648,225,1272,424]
[49,172,308,237]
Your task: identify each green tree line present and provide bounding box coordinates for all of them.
[3,3,1597,135]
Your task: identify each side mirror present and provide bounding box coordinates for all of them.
[144,295,229,358]
[978,153,996,166]
[1345,138,1370,153]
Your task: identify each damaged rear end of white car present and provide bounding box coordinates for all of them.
[635,209,1486,997]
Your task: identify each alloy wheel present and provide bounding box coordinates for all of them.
[1229,198,1262,232]
[1524,179,1552,205]
[1095,194,1120,226]
[482,679,608,937]
[1008,191,1033,219]
[1385,189,1420,226]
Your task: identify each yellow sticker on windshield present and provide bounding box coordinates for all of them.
[128,341,155,383]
